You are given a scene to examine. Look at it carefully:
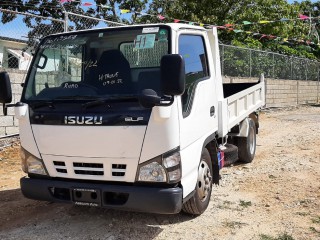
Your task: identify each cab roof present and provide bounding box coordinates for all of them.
[48,23,212,38]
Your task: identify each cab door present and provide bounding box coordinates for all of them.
[177,31,219,197]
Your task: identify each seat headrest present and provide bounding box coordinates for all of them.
[99,50,128,65]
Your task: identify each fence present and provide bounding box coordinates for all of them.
[1,8,320,82]
[0,8,124,70]
[220,44,320,81]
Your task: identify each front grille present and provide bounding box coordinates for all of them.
[73,162,104,176]
[74,170,104,175]
[56,169,67,173]
[52,161,127,177]
[53,161,65,166]
[73,163,103,168]
[53,161,67,174]
[112,164,126,177]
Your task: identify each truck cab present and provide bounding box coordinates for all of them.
[0,23,265,215]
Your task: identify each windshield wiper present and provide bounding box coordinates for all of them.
[82,95,138,109]
[53,95,97,100]
[30,101,55,110]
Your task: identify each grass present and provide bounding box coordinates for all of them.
[223,200,233,205]
[311,216,320,224]
[261,216,320,239]
[239,200,252,208]
[216,200,234,210]
[259,233,295,240]
[295,212,308,216]
[309,216,320,236]
[259,235,274,240]
[223,220,247,229]
[309,227,320,235]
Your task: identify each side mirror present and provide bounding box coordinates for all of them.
[0,72,13,115]
[161,54,185,96]
[0,71,12,103]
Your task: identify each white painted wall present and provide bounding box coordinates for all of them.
[0,38,31,70]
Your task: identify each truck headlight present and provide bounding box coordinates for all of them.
[136,148,181,184]
[20,147,47,175]
[137,158,167,182]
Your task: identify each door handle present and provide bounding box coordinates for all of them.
[210,106,215,117]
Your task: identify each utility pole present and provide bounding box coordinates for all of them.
[59,1,68,32]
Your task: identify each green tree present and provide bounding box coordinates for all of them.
[147,0,319,59]
[140,0,174,23]
[294,0,320,45]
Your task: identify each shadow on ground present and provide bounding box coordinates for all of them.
[0,188,194,239]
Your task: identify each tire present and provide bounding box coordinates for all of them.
[237,118,256,163]
[182,148,213,215]
[223,143,238,166]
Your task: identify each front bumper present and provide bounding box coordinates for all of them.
[20,177,183,214]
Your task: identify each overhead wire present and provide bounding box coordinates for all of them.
[1,1,319,47]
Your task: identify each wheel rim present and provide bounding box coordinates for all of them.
[196,160,212,202]
[249,126,256,155]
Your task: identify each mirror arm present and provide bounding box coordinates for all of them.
[2,104,7,116]
[158,95,174,107]
[2,103,19,116]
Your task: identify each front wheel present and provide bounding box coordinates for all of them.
[182,148,213,215]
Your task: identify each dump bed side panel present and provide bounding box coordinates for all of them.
[218,76,265,137]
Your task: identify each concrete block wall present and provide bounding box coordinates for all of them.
[0,68,26,136]
[297,80,319,105]
[35,71,58,94]
[265,79,299,107]
[223,76,320,108]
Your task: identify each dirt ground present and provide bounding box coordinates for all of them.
[0,105,319,240]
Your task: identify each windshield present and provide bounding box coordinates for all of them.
[23,26,170,101]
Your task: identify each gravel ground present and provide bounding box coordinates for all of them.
[0,105,319,240]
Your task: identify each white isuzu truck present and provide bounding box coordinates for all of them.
[0,23,265,215]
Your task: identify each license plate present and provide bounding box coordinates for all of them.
[72,188,101,207]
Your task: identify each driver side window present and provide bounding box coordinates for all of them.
[179,35,209,115]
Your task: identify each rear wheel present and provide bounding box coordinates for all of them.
[223,143,238,166]
[237,118,256,163]
[182,148,213,215]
